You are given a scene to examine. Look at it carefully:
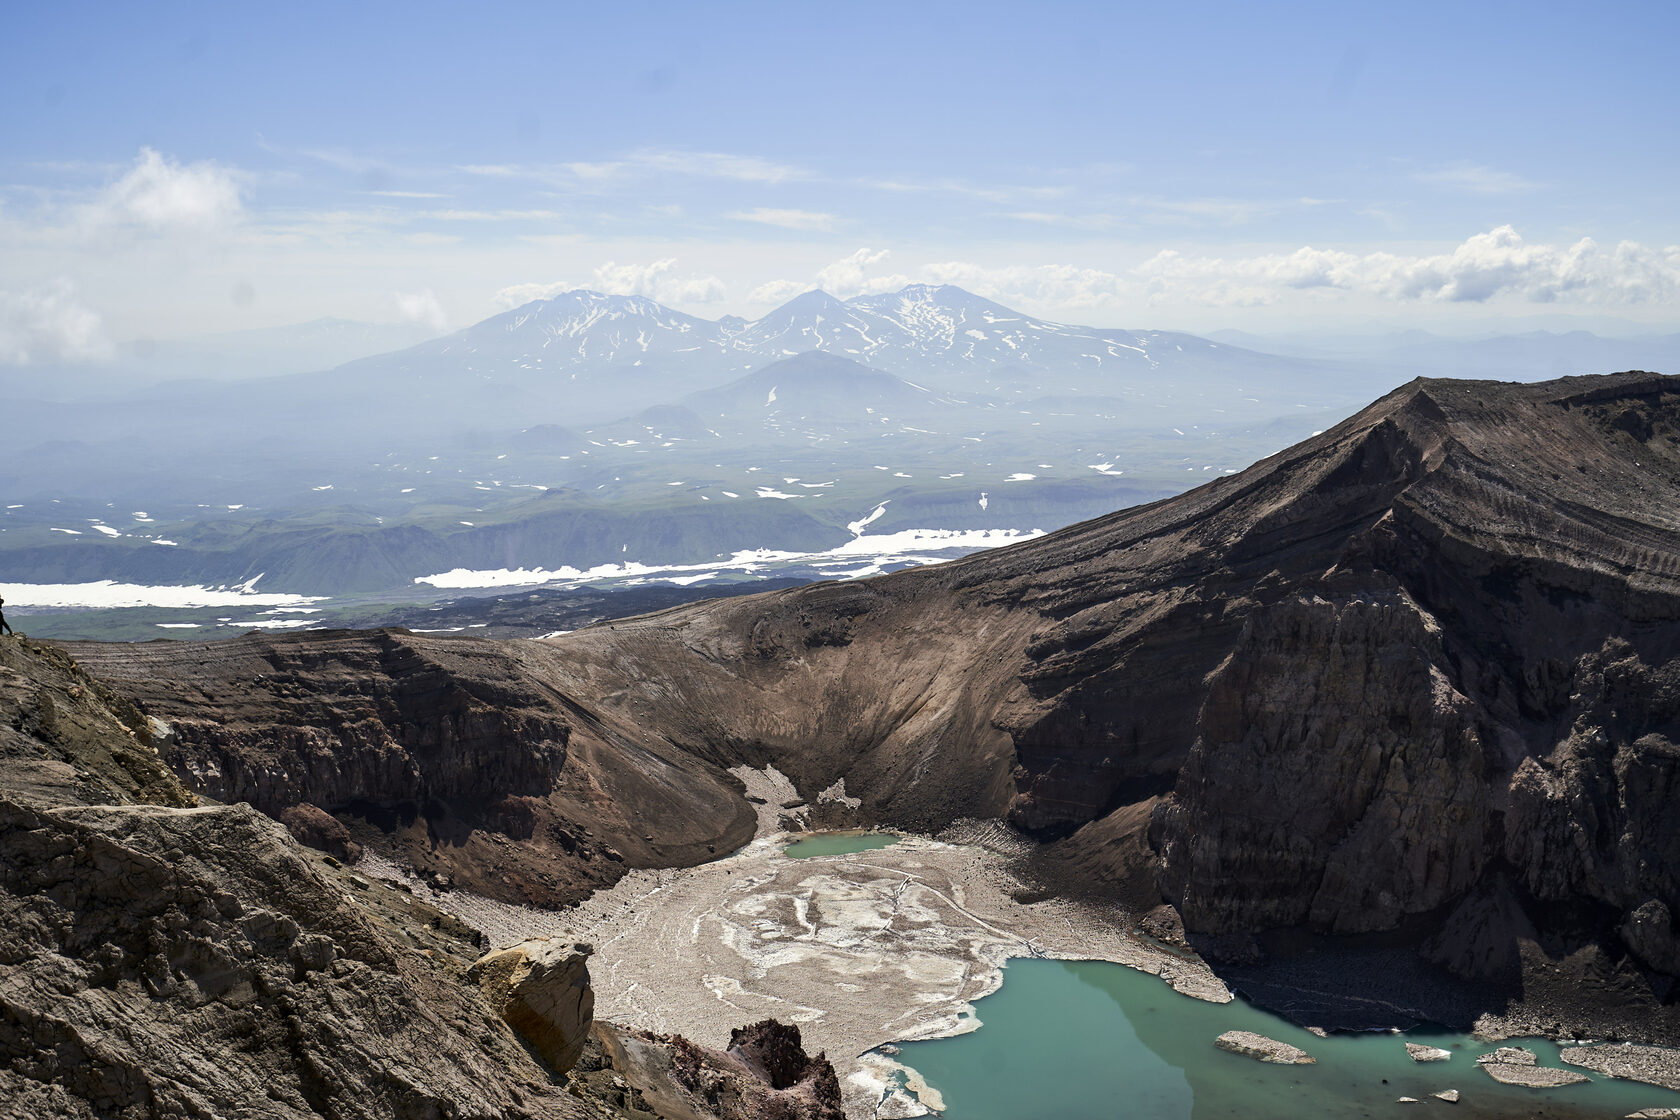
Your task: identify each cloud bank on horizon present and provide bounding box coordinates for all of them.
[1,1,1676,355]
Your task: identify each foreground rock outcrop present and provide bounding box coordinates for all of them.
[0,795,589,1119]
[0,639,595,1120]
[574,1019,845,1120]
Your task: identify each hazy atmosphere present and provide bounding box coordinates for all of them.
[4,0,1679,354]
[8,7,1680,1120]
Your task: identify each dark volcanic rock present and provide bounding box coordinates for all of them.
[66,628,758,908]
[0,796,588,1120]
[47,371,1680,1041]
[583,1019,845,1120]
[726,1019,832,1091]
[277,801,363,862]
[0,638,593,1119]
[515,371,1680,1035]
[1157,589,1492,936]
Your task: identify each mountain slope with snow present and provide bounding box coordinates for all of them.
[310,283,1350,423]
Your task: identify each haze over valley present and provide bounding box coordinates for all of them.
[6,5,1680,1120]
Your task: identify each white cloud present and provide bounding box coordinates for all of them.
[782,228,1680,316]
[394,289,448,331]
[422,208,562,222]
[814,248,909,298]
[493,280,575,309]
[492,259,726,309]
[0,279,113,365]
[729,208,837,232]
[593,259,726,303]
[1133,227,1680,307]
[91,148,242,230]
[1003,197,1277,230]
[617,149,800,184]
[508,149,804,187]
[921,261,1130,310]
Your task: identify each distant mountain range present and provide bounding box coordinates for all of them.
[326,283,1350,422]
[4,284,1670,610]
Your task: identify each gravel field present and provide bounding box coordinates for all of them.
[364,767,1228,1119]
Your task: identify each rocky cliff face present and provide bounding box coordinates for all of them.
[523,371,1680,1035]
[67,629,758,908]
[0,633,598,1120]
[0,634,856,1119]
[48,371,1680,1040]
[0,796,599,1120]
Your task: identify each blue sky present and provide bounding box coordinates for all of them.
[2,0,1677,354]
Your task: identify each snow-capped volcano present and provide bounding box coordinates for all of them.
[327,282,1311,423]
[757,283,1200,384]
[425,289,732,370]
[442,283,1237,383]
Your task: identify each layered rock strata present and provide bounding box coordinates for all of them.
[68,629,757,908]
[0,639,598,1120]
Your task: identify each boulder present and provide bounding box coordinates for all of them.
[469,938,595,1074]
[1406,1042,1452,1062]
[277,802,362,862]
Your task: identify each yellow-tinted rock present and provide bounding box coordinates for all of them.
[469,938,594,1074]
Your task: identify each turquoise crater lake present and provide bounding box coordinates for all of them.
[782,831,900,858]
[890,958,1680,1119]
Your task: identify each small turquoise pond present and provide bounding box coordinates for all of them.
[891,958,1680,1119]
[782,831,900,858]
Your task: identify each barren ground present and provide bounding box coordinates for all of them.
[364,766,1228,1119]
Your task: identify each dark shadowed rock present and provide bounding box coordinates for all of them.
[64,628,758,908]
[277,801,362,862]
[727,1019,827,1090]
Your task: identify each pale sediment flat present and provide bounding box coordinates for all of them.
[364,766,1228,1120]
[1560,1043,1680,1091]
